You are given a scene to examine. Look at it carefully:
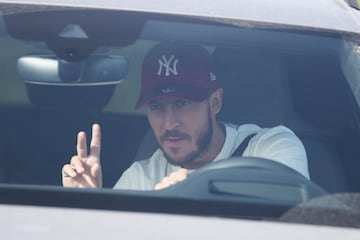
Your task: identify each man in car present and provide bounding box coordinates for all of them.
[62,41,310,190]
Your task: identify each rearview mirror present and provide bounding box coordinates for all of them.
[17,54,129,111]
[17,54,129,85]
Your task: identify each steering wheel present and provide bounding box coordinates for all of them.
[157,157,327,205]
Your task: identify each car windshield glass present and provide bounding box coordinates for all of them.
[0,3,360,229]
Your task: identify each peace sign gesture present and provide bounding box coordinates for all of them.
[62,124,103,188]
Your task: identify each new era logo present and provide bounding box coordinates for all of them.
[160,86,176,94]
[210,72,217,81]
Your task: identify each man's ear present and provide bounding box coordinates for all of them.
[210,88,223,115]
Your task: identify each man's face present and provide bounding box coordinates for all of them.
[146,96,214,167]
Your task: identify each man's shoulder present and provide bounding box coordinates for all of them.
[224,122,294,136]
[252,125,298,141]
[224,122,261,133]
[223,123,298,149]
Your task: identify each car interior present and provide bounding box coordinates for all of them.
[0,6,360,197]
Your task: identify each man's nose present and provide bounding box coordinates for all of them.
[163,106,180,130]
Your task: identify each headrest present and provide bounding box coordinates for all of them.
[213,48,293,127]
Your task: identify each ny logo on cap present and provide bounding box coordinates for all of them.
[157,54,178,77]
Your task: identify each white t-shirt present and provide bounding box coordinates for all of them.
[113,123,309,190]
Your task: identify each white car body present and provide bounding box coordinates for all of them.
[1,204,359,239]
[0,0,360,238]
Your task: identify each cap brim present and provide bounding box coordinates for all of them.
[135,86,211,109]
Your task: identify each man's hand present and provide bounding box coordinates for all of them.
[62,124,103,188]
[155,168,188,190]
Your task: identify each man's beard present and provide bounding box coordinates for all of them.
[160,109,213,167]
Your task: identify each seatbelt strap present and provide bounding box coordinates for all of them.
[232,133,256,157]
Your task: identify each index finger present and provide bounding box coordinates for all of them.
[77,131,88,159]
[90,123,101,159]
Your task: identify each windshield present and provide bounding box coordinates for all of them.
[0,3,360,229]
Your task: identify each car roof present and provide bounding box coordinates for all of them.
[1,0,360,34]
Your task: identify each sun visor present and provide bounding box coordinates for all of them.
[17,54,129,111]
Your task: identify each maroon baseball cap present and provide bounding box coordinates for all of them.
[135,41,219,109]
